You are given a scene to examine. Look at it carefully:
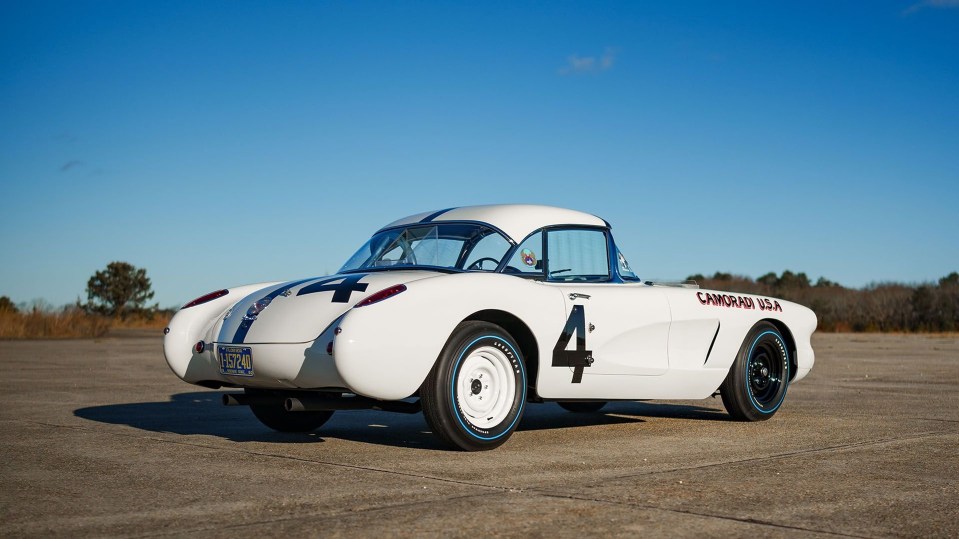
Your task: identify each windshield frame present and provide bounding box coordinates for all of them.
[339,221,516,275]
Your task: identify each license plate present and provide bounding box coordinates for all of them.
[217,345,254,376]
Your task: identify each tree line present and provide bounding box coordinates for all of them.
[688,271,959,332]
[2,263,958,336]
[2,261,161,318]
[0,262,170,339]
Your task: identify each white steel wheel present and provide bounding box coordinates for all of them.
[455,345,517,431]
[421,321,527,451]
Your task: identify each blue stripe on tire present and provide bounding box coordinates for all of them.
[744,330,790,414]
[450,335,527,441]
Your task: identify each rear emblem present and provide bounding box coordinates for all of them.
[243,297,273,321]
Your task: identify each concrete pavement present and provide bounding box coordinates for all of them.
[1,333,956,537]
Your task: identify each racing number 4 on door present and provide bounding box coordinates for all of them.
[552,305,593,383]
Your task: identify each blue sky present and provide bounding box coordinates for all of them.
[2,1,957,308]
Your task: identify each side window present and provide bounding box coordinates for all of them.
[410,228,461,267]
[506,231,544,277]
[375,230,412,267]
[617,248,640,281]
[462,233,511,271]
[546,229,610,281]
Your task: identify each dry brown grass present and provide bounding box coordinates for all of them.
[111,312,172,330]
[0,309,112,339]
[0,308,172,339]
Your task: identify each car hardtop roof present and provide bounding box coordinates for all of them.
[378,204,608,243]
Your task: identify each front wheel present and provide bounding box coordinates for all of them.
[720,322,791,421]
[420,321,527,451]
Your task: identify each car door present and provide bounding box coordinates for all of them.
[543,228,671,380]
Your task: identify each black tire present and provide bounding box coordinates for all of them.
[246,389,334,433]
[421,321,527,451]
[558,401,607,413]
[720,322,791,421]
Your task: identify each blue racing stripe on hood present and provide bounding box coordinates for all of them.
[232,277,318,344]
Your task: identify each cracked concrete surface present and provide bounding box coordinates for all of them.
[0,333,956,537]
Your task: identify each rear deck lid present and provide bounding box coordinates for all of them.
[216,271,439,344]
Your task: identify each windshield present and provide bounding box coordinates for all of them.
[340,223,512,273]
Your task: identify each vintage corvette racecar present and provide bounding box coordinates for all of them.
[164,204,816,450]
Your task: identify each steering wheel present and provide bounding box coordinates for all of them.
[466,257,500,271]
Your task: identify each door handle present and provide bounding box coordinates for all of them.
[569,293,591,301]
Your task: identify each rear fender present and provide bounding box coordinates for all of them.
[163,282,280,382]
[333,274,565,400]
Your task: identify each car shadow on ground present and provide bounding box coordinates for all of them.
[73,392,727,449]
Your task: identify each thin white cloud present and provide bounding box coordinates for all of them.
[59,160,83,172]
[559,47,618,75]
[903,0,959,15]
[601,47,617,69]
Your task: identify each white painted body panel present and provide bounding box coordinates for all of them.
[165,273,815,401]
[546,282,671,376]
[335,274,566,399]
[214,271,440,344]
[163,204,816,405]
[164,281,281,381]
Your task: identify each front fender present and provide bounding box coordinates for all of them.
[663,288,817,381]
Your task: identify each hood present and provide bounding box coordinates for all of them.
[216,271,440,344]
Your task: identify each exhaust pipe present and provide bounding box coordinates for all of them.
[222,392,285,407]
[222,391,420,414]
[222,393,247,406]
[285,396,364,412]
[285,395,421,414]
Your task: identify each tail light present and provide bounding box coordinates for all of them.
[355,284,407,307]
[182,289,229,309]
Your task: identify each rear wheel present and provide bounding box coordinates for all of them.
[421,321,527,451]
[246,389,334,432]
[720,322,790,421]
[558,401,607,413]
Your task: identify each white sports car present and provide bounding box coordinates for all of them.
[164,204,816,450]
